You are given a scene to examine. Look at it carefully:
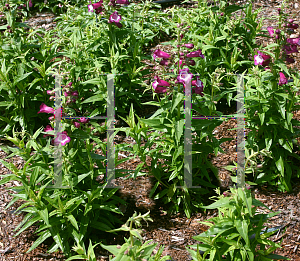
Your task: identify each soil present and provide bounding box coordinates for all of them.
[1,0,300,261]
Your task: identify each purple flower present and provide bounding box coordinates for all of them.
[177,68,193,86]
[286,38,300,45]
[192,76,204,96]
[159,59,170,66]
[184,43,194,49]
[188,59,195,66]
[43,125,54,138]
[68,82,73,87]
[186,49,204,58]
[275,29,281,34]
[71,91,78,96]
[286,55,295,63]
[153,49,170,61]
[108,11,122,28]
[152,76,169,93]
[47,89,55,95]
[279,72,287,86]
[283,44,298,54]
[116,0,129,4]
[254,50,271,67]
[74,121,80,128]
[78,117,90,123]
[53,131,71,146]
[38,103,54,114]
[288,23,299,29]
[88,1,103,12]
[28,0,33,8]
[267,26,274,37]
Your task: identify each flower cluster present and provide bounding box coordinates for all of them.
[38,80,90,146]
[151,44,204,96]
[88,0,128,28]
[255,15,299,85]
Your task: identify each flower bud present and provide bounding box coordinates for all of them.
[289,19,294,23]
[277,8,281,14]
[7,25,11,29]
[189,59,195,66]
[220,12,224,16]
[275,29,281,34]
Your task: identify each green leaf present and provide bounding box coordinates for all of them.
[234,219,249,247]
[201,197,231,209]
[171,92,184,113]
[66,214,79,231]
[26,230,51,253]
[275,155,284,176]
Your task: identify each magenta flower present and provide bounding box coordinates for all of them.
[186,49,204,58]
[283,44,299,54]
[38,103,55,114]
[192,77,204,96]
[159,59,170,66]
[71,91,79,96]
[286,38,300,45]
[48,115,54,121]
[64,91,71,97]
[267,26,274,37]
[116,0,129,4]
[88,1,103,12]
[53,131,71,146]
[108,11,122,28]
[74,121,81,128]
[184,43,194,49]
[188,59,195,66]
[28,0,33,8]
[254,51,271,67]
[279,72,287,86]
[287,23,299,29]
[43,125,54,138]
[177,68,193,86]
[47,90,54,95]
[78,117,90,123]
[153,49,170,61]
[152,76,169,93]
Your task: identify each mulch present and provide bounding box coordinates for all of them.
[1,0,300,260]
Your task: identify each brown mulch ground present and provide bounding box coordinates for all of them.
[1,0,300,261]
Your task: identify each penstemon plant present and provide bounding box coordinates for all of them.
[99,211,172,261]
[241,4,300,192]
[186,187,289,261]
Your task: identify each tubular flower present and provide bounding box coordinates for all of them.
[177,68,193,86]
[108,11,122,28]
[186,49,204,58]
[116,0,129,4]
[88,0,103,13]
[153,49,170,61]
[38,103,54,114]
[283,44,299,54]
[43,125,54,138]
[184,43,194,49]
[53,131,71,146]
[286,38,300,45]
[254,50,271,67]
[47,90,55,95]
[279,72,287,86]
[152,76,169,93]
[78,117,90,123]
[74,121,81,128]
[267,26,274,37]
[192,77,204,96]
[28,0,33,8]
[175,59,186,68]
